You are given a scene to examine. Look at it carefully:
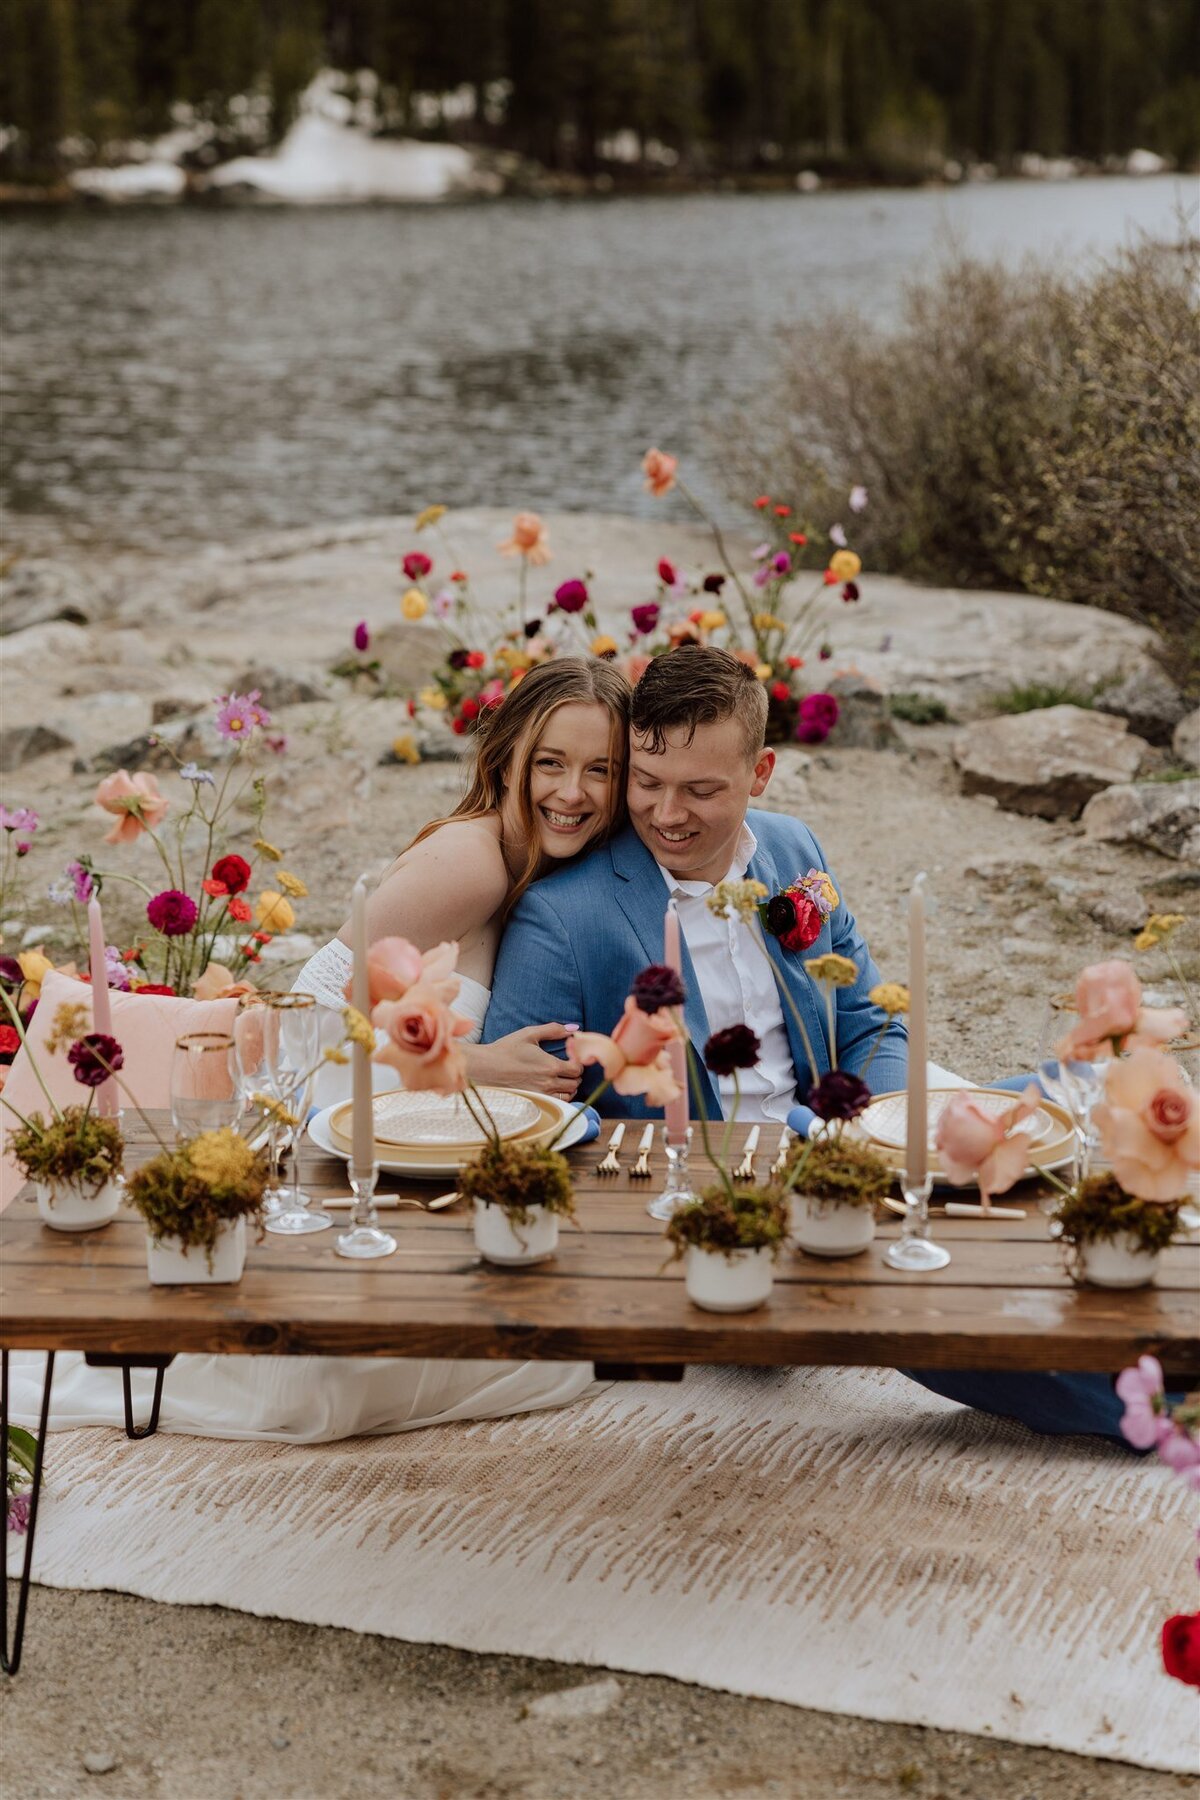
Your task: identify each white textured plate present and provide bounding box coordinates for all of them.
[331,1086,540,1149]
[862,1087,1060,1152]
[308,1097,591,1177]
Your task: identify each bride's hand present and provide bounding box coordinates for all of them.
[466,1025,584,1100]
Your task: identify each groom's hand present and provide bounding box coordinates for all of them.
[468,1024,584,1099]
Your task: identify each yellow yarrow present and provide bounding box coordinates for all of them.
[753,613,786,632]
[1135,913,1187,951]
[401,587,428,620]
[706,878,769,922]
[755,663,773,680]
[275,870,307,899]
[869,981,910,1017]
[45,1000,91,1055]
[323,1046,350,1066]
[342,1005,375,1051]
[699,609,727,631]
[252,1094,300,1130]
[188,1127,259,1190]
[805,952,859,988]
[253,837,282,862]
[391,733,421,765]
[590,634,618,657]
[417,686,447,711]
[829,549,862,581]
[415,504,447,531]
[254,891,295,933]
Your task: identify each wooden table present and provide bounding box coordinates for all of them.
[4,1116,1198,1672]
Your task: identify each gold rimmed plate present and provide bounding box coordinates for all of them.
[858,1087,1076,1183]
[309,1093,590,1177]
[329,1086,541,1151]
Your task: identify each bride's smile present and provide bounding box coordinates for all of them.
[515,700,618,860]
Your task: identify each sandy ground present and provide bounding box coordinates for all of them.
[1,517,1195,1799]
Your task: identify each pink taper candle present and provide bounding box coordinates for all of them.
[350,876,374,1173]
[86,896,117,1117]
[663,900,689,1143]
[905,874,928,1187]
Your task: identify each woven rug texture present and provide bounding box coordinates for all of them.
[17,1364,1195,1772]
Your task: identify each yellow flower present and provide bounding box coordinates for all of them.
[706,879,769,922]
[804,952,859,988]
[252,1094,299,1130]
[590,634,618,657]
[342,1005,375,1050]
[391,733,421,765]
[323,1046,350,1066]
[870,981,910,1017]
[808,873,839,912]
[253,837,282,862]
[1135,913,1187,952]
[829,549,862,581]
[415,504,447,531]
[16,948,54,1000]
[494,644,531,670]
[254,891,295,933]
[189,1128,258,1190]
[699,609,727,631]
[275,870,307,899]
[755,663,773,681]
[401,587,428,621]
[44,1000,91,1055]
[417,687,446,711]
[753,613,786,632]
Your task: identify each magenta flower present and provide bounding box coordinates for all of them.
[0,806,38,834]
[68,861,95,903]
[772,551,791,574]
[214,690,271,740]
[1116,1356,1166,1449]
[146,890,198,937]
[752,565,772,589]
[818,644,833,661]
[630,602,660,636]
[354,621,370,653]
[402,551,432,580]
[68,1032,124,1088]
[7,1492,31,1535]
[104,945,131,992]
[553,579,588,613]
[795,692,840,744]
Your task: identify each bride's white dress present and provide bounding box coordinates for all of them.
[8,939,597,1444]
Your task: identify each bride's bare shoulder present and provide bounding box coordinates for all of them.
[369,817,508,937]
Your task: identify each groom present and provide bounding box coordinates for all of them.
[484,644,907,1124]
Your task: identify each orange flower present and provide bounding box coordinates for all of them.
[642,448,678,498]
[570,998,682,1107]
[193,964,258,1002]
[498,512,551,565]
[372,985,472,1093]
[94,770,169,844]
[1094,1048,1200,1201]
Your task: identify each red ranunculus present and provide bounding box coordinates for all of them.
[466,650,486,669]
[753,495,770,510]
[773,503,791,517]
[228,897,252,923]
[0,1024,20,1057]
[771,681,790,703]
[452,717,467,734]
[211,854,251,895]
[402,551,432,580]
[657,559,677,585]
[764,890,823,953]
[1162,1614,1200,1687]
[133,983,176,996]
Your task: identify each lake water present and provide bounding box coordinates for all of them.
[0,175,1187,549]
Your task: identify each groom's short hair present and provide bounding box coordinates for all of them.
[630,645,768,760]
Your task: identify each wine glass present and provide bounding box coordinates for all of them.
[232,999,286,1216]
[260,994,331,1236]
[170,1034,240,1140]
[1037,1000,1107,1183]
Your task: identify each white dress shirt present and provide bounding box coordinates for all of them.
[656,824,798,1124]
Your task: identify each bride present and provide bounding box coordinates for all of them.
[11,659,631,1443]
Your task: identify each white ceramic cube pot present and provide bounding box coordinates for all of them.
[473,1200,558,1266]
[790,1193,876,1258]
[36,1177,122,1233]
[1077,1232,1160,1289]
[146,1216,247,1285]
[684,1244,774,1313]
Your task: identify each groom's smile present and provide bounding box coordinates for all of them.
[628,718,774,885]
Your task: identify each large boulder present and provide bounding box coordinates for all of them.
[1096,664,1190,746]
[230,664,329,708]
[0,560,93,635]
[1174,708,1199,768]
[1081,779,1200,862]
[952,705,1149,820]
[826,673,902,751]
[0,723,72,771]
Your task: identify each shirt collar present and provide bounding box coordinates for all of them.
[656,822,759,900]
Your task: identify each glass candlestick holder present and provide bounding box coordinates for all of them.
[647,1127,698,1222]
[884,1172,951,1271]
[334,1162,397,1261]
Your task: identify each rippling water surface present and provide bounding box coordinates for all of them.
[0,176,1185,547]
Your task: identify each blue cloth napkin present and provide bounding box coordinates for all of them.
[786,1103,818,1140]
[575,1105,601,1144]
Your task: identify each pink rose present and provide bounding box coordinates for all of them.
[935,1086,1040,1208]
[1057,959,1187,1061]
[1093,1047,1200,1201]
[570,997,681,1107]
[343,936,460,1009]
[372,984,471,1092]
[94,770,170,844]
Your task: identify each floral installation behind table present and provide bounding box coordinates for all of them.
[31,691,303,1001]
[1116,1357,1200,1691]
[635,448,867,744]
[0,804,40,930]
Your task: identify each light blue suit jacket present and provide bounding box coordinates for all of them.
[483,811,908,1120]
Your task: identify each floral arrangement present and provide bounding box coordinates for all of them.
[665,1184,789,1261]
[0,994,126,1197]
[1117,1356,1200,1689]
[126,1127,269,1269]
[34,690,304,999]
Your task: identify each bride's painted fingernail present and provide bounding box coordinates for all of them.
[563,1022,581,1032]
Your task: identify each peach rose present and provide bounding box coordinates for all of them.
[193,964,257,1002]
[372,984,471,1093]
[1093,1048,1200,1201]
[570,998,682,1107]
[935,1086,1041,1208]
[642,448,678,497]
[1057,959,1187,1061]
[498,512,551,566]
[342,937,460,1009]
[94,770,169,844]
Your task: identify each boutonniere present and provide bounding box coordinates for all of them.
[759,868,839,953]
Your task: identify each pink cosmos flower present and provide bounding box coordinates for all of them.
[829,523,848,547]
[1116,1355,1167,1449]
[433,588,455,620]
[753,565,773,589]
[498,513,551,565]
[935,1085,1041,1207]
[94,770,170,844]
[1158,1428,1200,1486]
[570,997,682,1107]
[772,551,791,574]
[849,485,869,512]
[1093,1046,1200,1201]
[214,690,271,741]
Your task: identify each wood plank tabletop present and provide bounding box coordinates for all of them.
[3,1116,1198,1372]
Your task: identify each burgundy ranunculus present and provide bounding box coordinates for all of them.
[553,579,588,613]
[630,602,660,636]
[704,1024,761,1076]
[447,648,470,670]
[402,551,432,580]
[0,956,23,990]
[763,891,822,953]
[702,573,726,594]
[146,889,198,938]
[68,1032,124,1089]
[805,1070,871,1123]
[211,854,251,896]
[524,618,544,639]
[841,582,860,603]
[632,964,686,1015]
[795,692,840,745]
[657,559,677,586]
[1162,1614,1200,1688]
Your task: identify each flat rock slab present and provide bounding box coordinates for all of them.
[1174,709,1199,768]
[953,705,1149,819]
[1082,779,1200,862]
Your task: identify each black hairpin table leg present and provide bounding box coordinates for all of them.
[83,1355,174,1440]
[2,1349,54,1676]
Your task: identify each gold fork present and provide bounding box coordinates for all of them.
[629,1123,655,1179]
[595,1121,626,1176]
[734,1125,761,1182]
[770,1127,792,1175]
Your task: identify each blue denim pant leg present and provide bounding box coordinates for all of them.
[902,1369,1133,1443]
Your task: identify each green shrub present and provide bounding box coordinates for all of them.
[889,693,950,725]
[990,682,1095,714]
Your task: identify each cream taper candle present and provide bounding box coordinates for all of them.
[905,873,928,1187]
[350,876,374,1172]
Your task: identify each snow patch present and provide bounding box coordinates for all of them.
[70,161,185,200]
[208,113,482,203]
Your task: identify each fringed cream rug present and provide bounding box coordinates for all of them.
[19,1365,1195,1772]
